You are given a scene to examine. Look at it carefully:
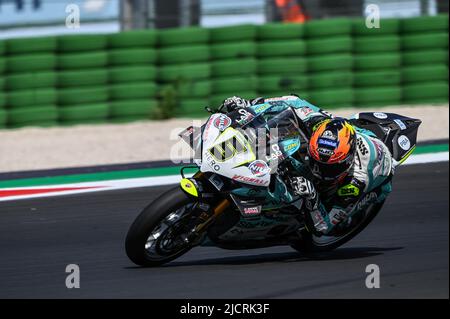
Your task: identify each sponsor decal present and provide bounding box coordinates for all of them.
[398,135,411,151]
[208,174,224,190]
[296,106,314,119]
[253,103,272,114]
[180,126,193,137]
[203,115,215,140]
[243,206,261,215]
[357,137,369,156]
[322,130,336,139]
[204,152,221,171]
[318,148,334,156]
[232,174,269,186]
[394,119,407,130]
[373,112,388,119]
[265,144,285,162]
[236,108,255,125]
[337,184,360,197]
[318,138,337,147]
[356,192,377,211]
[329,208,348,225]
[283,140,300,152]
[213,114,232,131]
[248,160,271,177]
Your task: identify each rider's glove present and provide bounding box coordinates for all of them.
[221,96,251,112]
[291,176,317,200]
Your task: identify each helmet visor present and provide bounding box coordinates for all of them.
[309,155,353,180]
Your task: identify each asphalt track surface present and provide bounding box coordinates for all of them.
[0,162,448,298]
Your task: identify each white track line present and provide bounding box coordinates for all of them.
[0,152,448,202]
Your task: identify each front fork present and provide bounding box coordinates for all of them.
[180,172,231,243]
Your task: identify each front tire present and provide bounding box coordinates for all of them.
[125,187,197,267]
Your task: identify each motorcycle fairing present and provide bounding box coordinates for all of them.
[200,114,271,187]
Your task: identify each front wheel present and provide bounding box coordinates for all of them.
[291,200,385,254]
[125,187,199,267]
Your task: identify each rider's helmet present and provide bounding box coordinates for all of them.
[307,118,357,181]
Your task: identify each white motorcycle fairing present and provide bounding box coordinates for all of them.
[200,114,271,187]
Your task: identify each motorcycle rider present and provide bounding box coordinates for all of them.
[220,95,394,236]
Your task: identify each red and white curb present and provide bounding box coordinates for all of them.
[0,151,448,202]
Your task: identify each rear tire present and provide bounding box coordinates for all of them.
[291,201,385,254]
[125,187,196,267]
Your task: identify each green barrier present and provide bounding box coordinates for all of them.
[7,105,58,124]
[257,40,306,57]
[0,108,7,127]
[403,82,449,103]
[352,18,400,35]
[0,58,5,74]
[402,32,449,50]
[308,54,353,72]
[5,72,57,91]
[58,34,107,52]
[158,27,209,46]
[210,25,256,43]
[402,65,449,83]
[305,18,352,38]
[355,86,402,106]
[212,76,257,93]
[258,57,307,75]
[257,23,304,40]
[354,53,401,70]
[58,103,110,121]
[0,16,448,128]
[0,92,5,108]
[309,88,354,108]
[7,88,57,108]
[110,82,157,100]
[6,36,56,54]
[212,58,257,77]
[308,71,354,89]
[58,52,108,70]
[354,70,401,87]
[58,87,108,105]
[109,48,157,66]
[158,45,210,64]
[353,35,400,53]
[176,98,210,118]
[178,80,212,97]
[211,42,256,60]
[306,36,352,55]
[110,99,158,117]
[402,49,449,66]
[401,15,449,33]
[159,63,211,82]
[109,66,157,83]
[258,75,308,92]
[108,30,157,48]
[7,54,56,73]
[58,69,108,88]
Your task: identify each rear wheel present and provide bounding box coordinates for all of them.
[291,201,385,254]
[125,187,199,267]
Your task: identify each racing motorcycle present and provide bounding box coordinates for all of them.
[125,101,421,267]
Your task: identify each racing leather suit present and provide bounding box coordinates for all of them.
[223,95,394,235]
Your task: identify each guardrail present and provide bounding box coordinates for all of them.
[0,15,448,128]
